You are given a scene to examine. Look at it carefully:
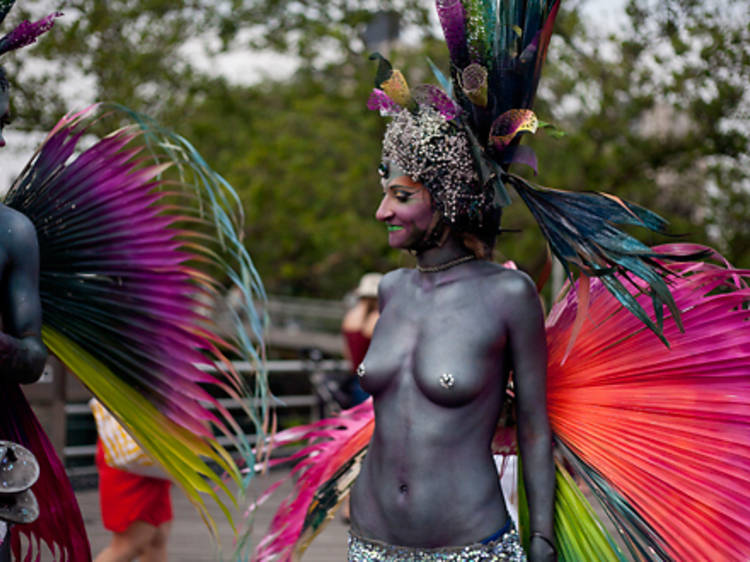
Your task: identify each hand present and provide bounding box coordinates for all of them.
[0,333,47,385]
[529,533,557,562]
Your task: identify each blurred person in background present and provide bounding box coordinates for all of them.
[92,399,173,562]
[341,273,382,407]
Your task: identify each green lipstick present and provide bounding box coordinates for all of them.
[387,225,404,232]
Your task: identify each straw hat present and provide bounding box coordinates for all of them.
[355,273,383,298]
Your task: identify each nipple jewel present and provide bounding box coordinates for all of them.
[357,363,366,377]
[439,373,455,389]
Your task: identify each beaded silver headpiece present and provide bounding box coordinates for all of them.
[381,106,487,226]
[367,54,534,236]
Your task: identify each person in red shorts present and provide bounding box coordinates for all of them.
[93,439,172,562]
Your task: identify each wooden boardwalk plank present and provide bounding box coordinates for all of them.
[76,469,348,561]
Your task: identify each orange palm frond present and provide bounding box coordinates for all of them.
[547,244,750,561]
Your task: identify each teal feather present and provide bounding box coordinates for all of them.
[427,56,453,96]
[556,441,672,561]
[479,0,496,64]
[506,172,706,343]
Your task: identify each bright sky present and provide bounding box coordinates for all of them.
[188,0,629,87]
[583,0,629,31]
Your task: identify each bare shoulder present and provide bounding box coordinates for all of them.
[479,264,542,317]
[0,205,39,253]
[0,205,37,238]
[378,268,411,305]
[481,264,537,298]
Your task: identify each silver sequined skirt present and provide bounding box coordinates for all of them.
[347,526,526,561]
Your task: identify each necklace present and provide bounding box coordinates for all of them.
[416,254,476,273]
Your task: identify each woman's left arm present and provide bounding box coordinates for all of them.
[504,273,556,561]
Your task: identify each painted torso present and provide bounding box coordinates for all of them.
[350,261,525,548]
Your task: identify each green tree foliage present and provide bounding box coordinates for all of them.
[232,0,430,61]
[5,0,429,130]
[4,0,749,296]
[179,69,391,296]
[176,44,450,296]
[525,0,750,268]
[6,1,231,129]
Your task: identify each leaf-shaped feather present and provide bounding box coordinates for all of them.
[489,108,539,150]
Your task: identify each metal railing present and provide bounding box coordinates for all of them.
[64,358,351,476]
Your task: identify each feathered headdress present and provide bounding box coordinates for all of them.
[369,0,702,343]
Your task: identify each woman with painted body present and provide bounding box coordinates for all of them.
[347,135,555,560]
[259,1,750,558]
[0,76,47,385]
[0,7,57,549]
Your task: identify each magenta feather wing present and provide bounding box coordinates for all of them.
[254,400,374,561]
[2,105,268,553]
[547,244,750,560]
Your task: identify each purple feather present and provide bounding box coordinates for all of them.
[0,11,61,55]
[366,88,402,116]
[502,145,539,175]
[413,84,460,120]
[435,0,468,68]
